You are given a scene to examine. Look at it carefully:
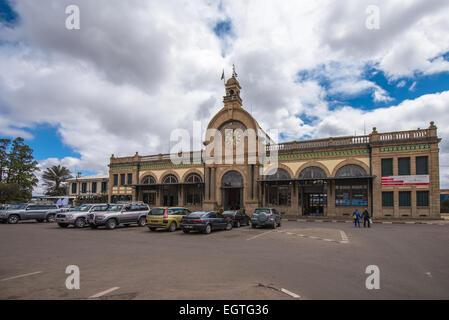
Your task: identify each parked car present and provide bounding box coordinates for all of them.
[222,210,250,228]
[87,203,149,230]
[250,208,282,229]
[146,207,191,232]
[0,203,61,224]
[56,203,109,228]
[180,211,233,234]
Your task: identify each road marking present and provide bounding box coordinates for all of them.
[425,272,432,278]
[1,271,43,282]
[280,288,301,299]
[89,287,120,298]
[339,230,349,244]
[246,230,273,241]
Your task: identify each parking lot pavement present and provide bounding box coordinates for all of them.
[0,220,449,299]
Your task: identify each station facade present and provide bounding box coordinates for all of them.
[108,73,441,219]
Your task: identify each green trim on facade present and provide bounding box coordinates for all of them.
[110,166,134,171]
[268,148,369,162]
[379,144,431,153]
[140,163,203,170]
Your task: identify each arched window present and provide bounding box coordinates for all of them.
[141,175,156,185]
[265,168,291,206]
[162,174,178,184]
[221,170,243,188]
[335,164,368,177]
[298,166,327,179]
[184,173,203,206]
[266,168,291,180]
[185,173,202,183]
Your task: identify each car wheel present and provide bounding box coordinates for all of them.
[74,218,85,228]
[278,220,281,227]
[58,223,69,228]
[272,221,277,229]
[46,214,56,223]
[182,229,190,234]
[105,219,117,230]
[138,217,146,227]
[204,224,212,234]
[168,222,176,232]
[149,227,157,231]
[236,220,241,228]
[226,222,232,231]
[7,215,19,224]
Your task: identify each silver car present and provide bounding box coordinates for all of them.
[0,203,61,224]
[87,203,150,230]
[56,203,109,228]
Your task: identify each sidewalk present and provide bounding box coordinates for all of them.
[283,218,449,225]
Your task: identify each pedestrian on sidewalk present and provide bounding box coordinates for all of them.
[353,209,361,227]
[362,208,371,228]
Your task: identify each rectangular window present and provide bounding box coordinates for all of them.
[417,191,429,207]
[399,191,411,207]
[127,173,133,185]
[113,174,118,186]
[101,181,108,193]
[398,157,410,176]
[381,158,393,176]
[416,156,428,175]
[81,182,87,194]
[71,183,77,194]
[120,174,125,186]
[382,191,394,207]
[91,182,97,193]
[335,183,368,206]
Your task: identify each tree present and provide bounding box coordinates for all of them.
[0,138,10,183]
[5,137,39,197]
[0,183,30,203]
[42,165,72,196]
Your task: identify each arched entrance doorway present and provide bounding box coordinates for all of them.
[221,170,243,210]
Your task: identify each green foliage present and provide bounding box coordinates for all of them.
[42,165,72,196]
[0,137,39,202]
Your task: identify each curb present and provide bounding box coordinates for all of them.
[282,219,446,225]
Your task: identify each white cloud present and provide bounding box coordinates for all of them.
[0,0,448,191]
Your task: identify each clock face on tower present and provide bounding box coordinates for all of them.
[225,129,243,146]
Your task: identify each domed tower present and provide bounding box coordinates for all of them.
[223,65,242,109]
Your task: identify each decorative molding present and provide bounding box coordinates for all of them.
[379,144,431,153]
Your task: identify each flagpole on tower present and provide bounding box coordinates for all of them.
[221,69,225,85]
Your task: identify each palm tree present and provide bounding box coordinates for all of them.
[42,165,73,196]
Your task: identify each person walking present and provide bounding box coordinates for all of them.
[362,208,371,228]
[353,209,361,227]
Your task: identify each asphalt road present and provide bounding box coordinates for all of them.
[0,220,448,300]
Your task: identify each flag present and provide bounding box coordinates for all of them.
[221,69,224,80]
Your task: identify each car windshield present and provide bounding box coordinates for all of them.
[150,208,166,215]
[254,209,270,215]
[76,205,92,212]
[222,211,236,215]
[10,204,27,210]
[108,205,123,212]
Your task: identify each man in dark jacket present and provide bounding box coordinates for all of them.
[362,208,371,228]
